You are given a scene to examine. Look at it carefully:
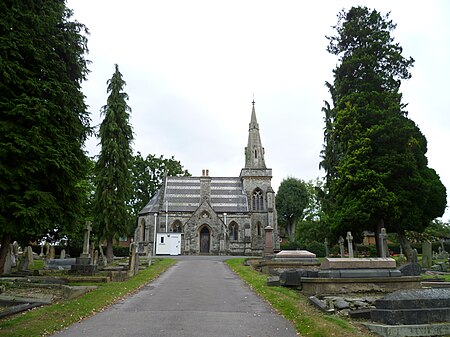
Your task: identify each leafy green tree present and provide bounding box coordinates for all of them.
[296,179,330,245]
[0,1,90,273]
[128,152,190,233]
[93,64,133,263]
[321,6,447,258]
[275,177,309,240]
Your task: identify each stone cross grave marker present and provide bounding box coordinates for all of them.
[379,228,388,258]
[346,231,354,258]
[338,236,345,258]
[82,221,92,257]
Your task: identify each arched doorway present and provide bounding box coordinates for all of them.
[200,226,210,253]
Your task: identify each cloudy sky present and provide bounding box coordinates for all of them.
[67,0,450,221]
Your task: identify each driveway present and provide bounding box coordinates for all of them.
[52,256,298,337]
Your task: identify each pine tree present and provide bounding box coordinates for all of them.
[0,1,90,273]
[321,7,446,256]
[94,64,134,262]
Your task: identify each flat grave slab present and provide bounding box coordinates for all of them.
[320,257,396,270]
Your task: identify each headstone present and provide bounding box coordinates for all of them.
[99,243,107,267]
[128,241,138,277]
[39,244,44,257]
[89,246,94,264]
[379,228,388,258]
[264,226,274,256]
[338,236,345,258]
[11,241,19,267]
[346,231,354,258]
[441,238,446,253]
[81,221,92,258]
[26,245,33,266]
[3,245,12,274]
[371,288,450,325]
[398,262,422,276]
[19,246,31,271]
[422,241,432,269]
[48,246,55,260]
[45,242,50,257]
[45,258,76,270]
[60,249,66,259]
[93,250,99,265]
[324,238,329,257]
[411,248,419,263]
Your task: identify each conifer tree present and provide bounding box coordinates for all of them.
[321,7,446,257]
[94,65,133,262]
[0,1,90,273]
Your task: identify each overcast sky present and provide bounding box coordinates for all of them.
[67,0,450,221]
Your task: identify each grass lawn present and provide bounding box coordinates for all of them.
[226,258,377,337]
[0,258,176,337]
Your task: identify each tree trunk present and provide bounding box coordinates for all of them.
[397,230,413,262]
[0,233,12,275]
[374,218,384,257]
[106,237,114,263]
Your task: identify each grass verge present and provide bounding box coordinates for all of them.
[226,258,377,337]
[0,258,176,337]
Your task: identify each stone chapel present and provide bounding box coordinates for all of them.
[135,102,279,255]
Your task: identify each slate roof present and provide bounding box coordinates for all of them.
[139,176,249,215]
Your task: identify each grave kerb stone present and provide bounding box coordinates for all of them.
[320,257,396,270]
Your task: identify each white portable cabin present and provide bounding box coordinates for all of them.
[156,233,181,255]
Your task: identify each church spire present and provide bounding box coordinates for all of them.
[245,100,266,169]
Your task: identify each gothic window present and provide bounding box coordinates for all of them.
[170,220,182,233]
[256,222,262,236]
[252,189,264,211]
[229,222,238,241]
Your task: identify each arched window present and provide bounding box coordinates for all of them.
[252,189,264,211]
[170,220,182,233]
[256,222,262,236]
[229,222,238,241]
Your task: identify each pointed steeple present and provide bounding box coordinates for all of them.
[245,100,266,169]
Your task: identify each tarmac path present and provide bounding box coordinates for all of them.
[52,256,298,337]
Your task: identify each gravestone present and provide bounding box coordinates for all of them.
[346,232,354,258]
[422,241,432,269]
[70,221,97,275]
[19,246,31,271]
[27,245,33,264]
[399,262,422,276]
[99,244,107,267]
[93,250,99,265]
[371,288,450,325]
[60,249,66,259]
[48,246,55,260]
[338,236,345,258]
[45,258,76,270]
[128,241,139,277]
[379,228,388,258]
[324,238,329,257]
[45,242,50,257]
[39,244,44,257]
[3,245,12,274]
[412,249,419,263]
[264,225,274,256]
[11,241,19,267]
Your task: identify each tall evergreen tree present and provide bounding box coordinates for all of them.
[94,64,133,262]
[0,1,90,273]
[321,7,446,257]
